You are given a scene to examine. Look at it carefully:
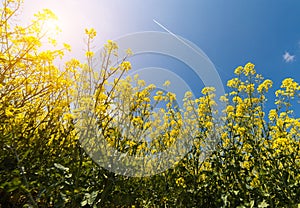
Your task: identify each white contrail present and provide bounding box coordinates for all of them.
[153,19,231,78]
[153,19,208,60]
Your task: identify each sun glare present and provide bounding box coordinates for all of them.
[44,17,62,35]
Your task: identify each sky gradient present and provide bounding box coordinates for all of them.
[22,0,300,116]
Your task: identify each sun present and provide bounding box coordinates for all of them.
[43,14,62,35]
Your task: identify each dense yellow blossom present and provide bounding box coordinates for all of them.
[1,1,300,206]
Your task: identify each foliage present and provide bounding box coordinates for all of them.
[1,0,300,207]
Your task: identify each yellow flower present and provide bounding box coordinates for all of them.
[268,109,277,121]
[250,175,260,188]
[126,48,133,56]
[121,61,131,71]
[234,66,243,75]
[232,96,242,103]
[226,105,234,112]
[278,78,300,97]
[201,87,215,95]
[5,106,14,117]
[143,97,150,102]
[227,78,240,88]
[63,43,71,52]
[85,51,94,58]
[63,113,75,121]
[137,79,146,87]
[163,80,171,87]
[257,79,273,93]
[175,177,186,188]
[105,40,118,51]
[241,161,251,170]
[244,62,256,76]
[85,28,97,39]
[184,91,193,99]
[132,116,143,126]
[220,95,228,102]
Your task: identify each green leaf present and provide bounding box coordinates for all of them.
[258,200,269,208]
[250,200,255,208]
[81,199,88,207]
[88,190,99,205]
[54,163,69,172]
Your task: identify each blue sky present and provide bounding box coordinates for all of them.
[22,0,300,116]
